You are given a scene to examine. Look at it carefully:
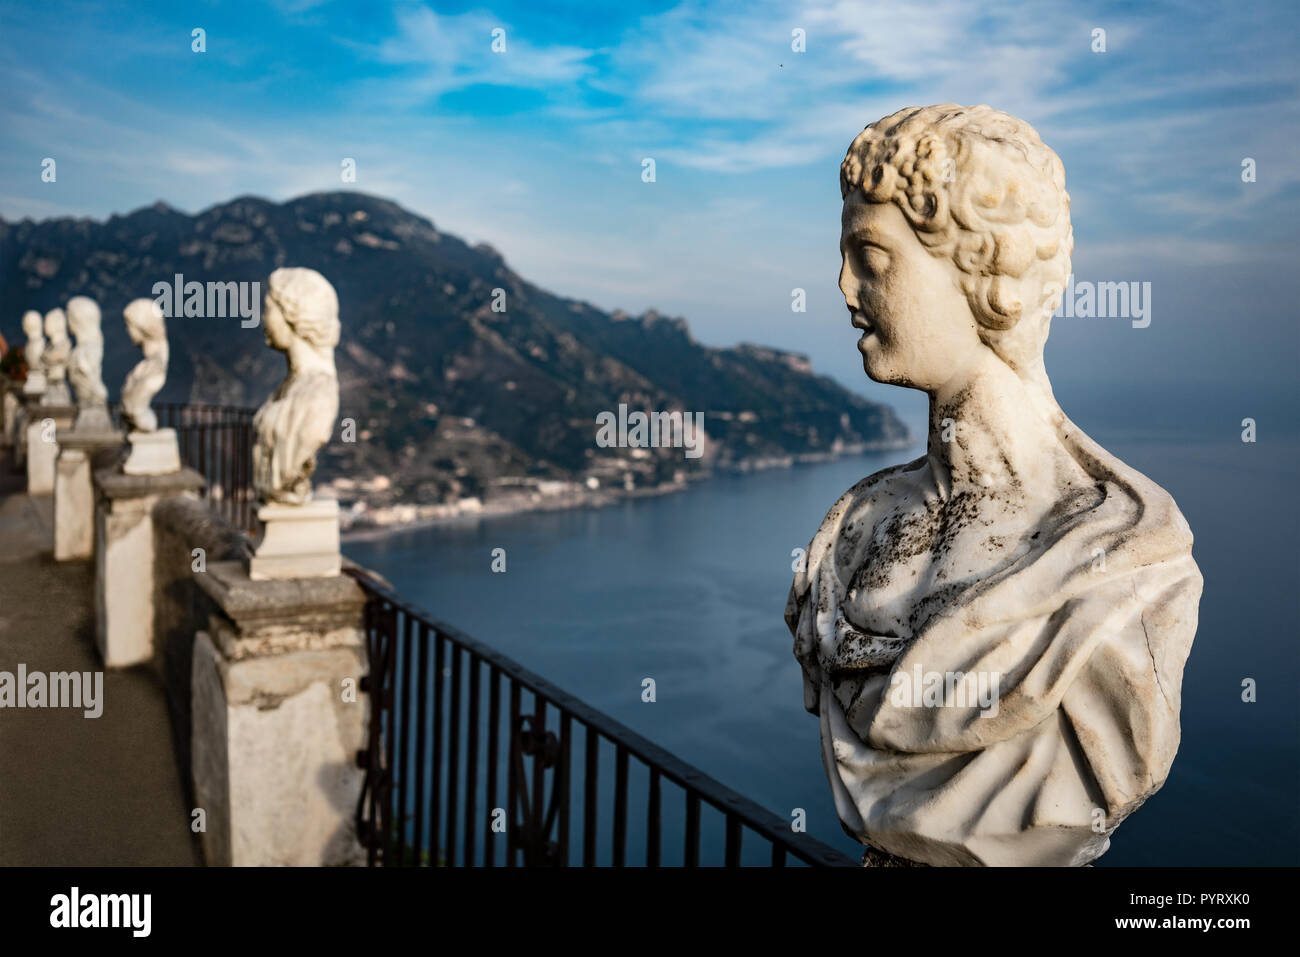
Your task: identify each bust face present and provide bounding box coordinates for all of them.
[44,309,68,341]
[839,193,986,392]
[261,293,295,353]
[67,299,100,340]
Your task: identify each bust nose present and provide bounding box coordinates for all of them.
[838,258,858,310]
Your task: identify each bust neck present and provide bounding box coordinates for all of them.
[285,338,335,378]
[141,338,168,364]
[925,350,1064,501]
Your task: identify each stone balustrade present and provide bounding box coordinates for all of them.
[14,376,366,866]
[10,277,368,867]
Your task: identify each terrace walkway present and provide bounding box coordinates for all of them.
[0,466,199,865]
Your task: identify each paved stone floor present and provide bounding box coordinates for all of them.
[0,461,199,865]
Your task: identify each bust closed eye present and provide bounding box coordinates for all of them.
[862,245,891,275]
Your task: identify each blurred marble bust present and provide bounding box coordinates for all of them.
[40,308,72,405]
[67,295,114,432]
[121,298,169,433]
[252,267,340,506]
[21,310,46,394]
[785,105,1202,867]
[67,296,107,406]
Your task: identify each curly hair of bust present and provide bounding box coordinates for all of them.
[266,267,340,349]
[123,298,167,342]
[841,104,1072,377]
[66,296,102,338]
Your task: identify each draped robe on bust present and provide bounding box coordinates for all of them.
[785,414,1201,866]
[253,367,338,504]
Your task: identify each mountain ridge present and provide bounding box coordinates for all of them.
[1,190,910,517]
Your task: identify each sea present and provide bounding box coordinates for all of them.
[344,395,1300,866]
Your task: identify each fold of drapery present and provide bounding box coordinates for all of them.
[785,416,1201,866]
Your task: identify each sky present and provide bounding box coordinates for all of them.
[2,0,1297,432]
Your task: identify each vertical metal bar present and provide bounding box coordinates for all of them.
[206,409,213,496]
[725,815,742,866]
[684,792,700,867]
[230,416,237,525]
[209,410,215,497]
[238,417,244,529]
[224,419,232,521]
[243,418,253,530]
[210,418,218,511]
[363,598,380,867]
[445,643,461,866]
[198,409,206,497]
[484,666,499,866]
[429,628,444,867]
[382,605,398,866]
[198,409,208,490]
[237,414,244,522]
[506,681,521,867]
[216,419,224,516]
[613,745,628,867]
[557,712,571,867]
[412,614,429,865]
[531,693,545,861]
[198,411,204,495]
[215,418,223,518]
[464,656,480,867]
[395,614,412,864]
[214,418,222,520]
[646,767,661,868]
[583,727,598,867]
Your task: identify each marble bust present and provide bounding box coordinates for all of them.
[785,105,1202,867]
[246,268,342,581]
[251,267,340,506]
[40,308,72,405]
[21,310,46,394]
[66,295,113,431]
[120,298,169,432]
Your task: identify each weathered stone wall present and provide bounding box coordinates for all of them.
[152,497,250,805]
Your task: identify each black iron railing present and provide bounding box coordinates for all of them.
[99,398,855,866]
[110,402,257,531]
[345,563,858,868]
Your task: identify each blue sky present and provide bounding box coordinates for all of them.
[2,0,1297,429]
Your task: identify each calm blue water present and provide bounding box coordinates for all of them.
[345,421,1300,866]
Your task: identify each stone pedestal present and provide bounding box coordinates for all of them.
[22,371,46,397]
[72,403,116,433]
[250,499,342,581]
[26,403,76,494]
[93,466,204,667]
[191,560,367,866]
[123,428,181,476]
[54,428,125,561]
[41,380,72,406]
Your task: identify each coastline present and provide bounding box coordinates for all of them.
[338,435,914,542]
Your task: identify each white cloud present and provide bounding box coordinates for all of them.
[370,6,595,99]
